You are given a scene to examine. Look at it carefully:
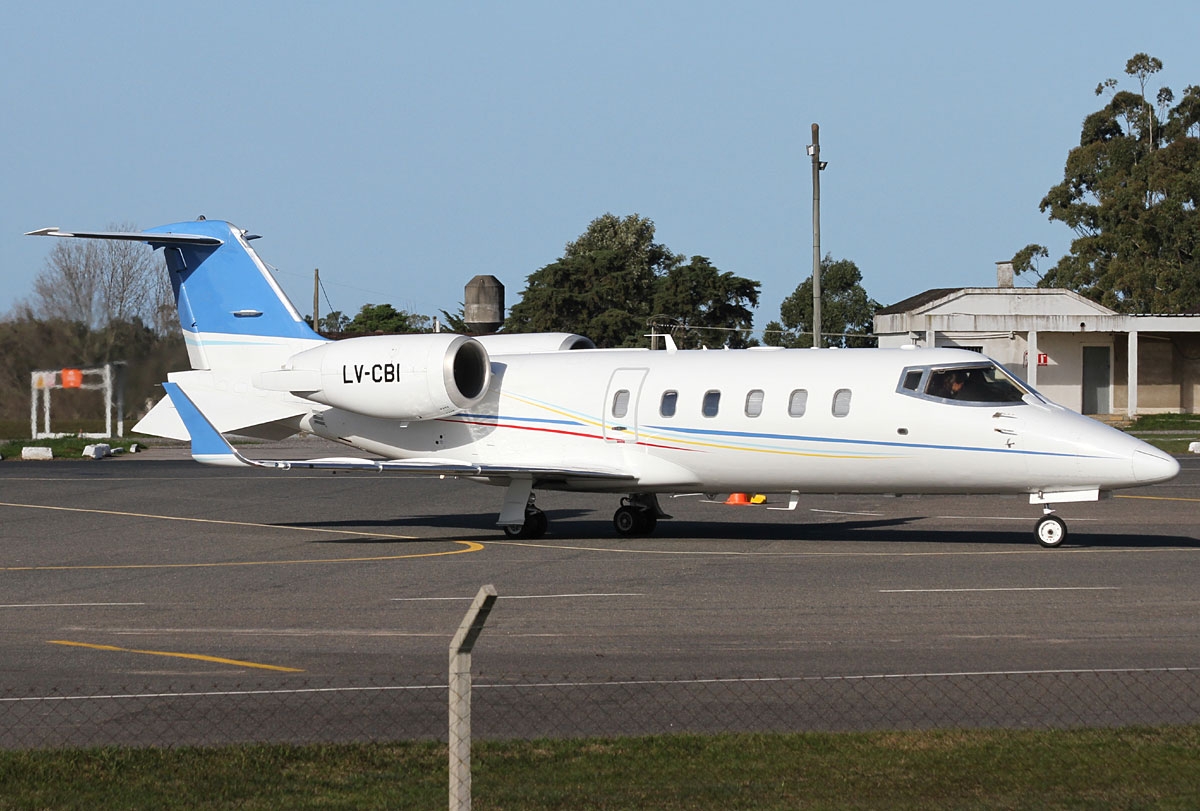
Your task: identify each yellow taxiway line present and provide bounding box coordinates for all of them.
[0,501,483,571]
[48,640,304,672]
[1115,494,1200,503]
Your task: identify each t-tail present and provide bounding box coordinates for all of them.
[27,218,492,443]
[28,219,326,371]
[27,219,329,439]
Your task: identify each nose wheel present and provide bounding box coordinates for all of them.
[1035,513,1067,547]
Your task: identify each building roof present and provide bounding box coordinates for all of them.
[875,288,963,316]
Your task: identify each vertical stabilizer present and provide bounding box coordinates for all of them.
[27,219,326,371]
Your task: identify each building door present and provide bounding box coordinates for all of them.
[1082,346,1111,414]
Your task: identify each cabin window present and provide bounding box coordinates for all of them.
[612,389,630,419]
[787,389,808,417]
[832,388,852,417]
[660,390,678,417]
[744,389,764,418]
[902,370,923,391]
[702,390,721,417]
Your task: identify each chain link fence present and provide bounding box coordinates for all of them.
[4,667,1199,750]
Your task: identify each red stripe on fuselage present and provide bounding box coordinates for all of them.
[437,417,694,452]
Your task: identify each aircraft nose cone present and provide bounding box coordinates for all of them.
[1133,449,1180,484]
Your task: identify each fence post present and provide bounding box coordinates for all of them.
[449,584,497,811]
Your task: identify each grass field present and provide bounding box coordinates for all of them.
[1,727,1198,809]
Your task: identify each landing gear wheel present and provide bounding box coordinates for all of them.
[503,507,548,540]
[1035,515,1067,548]
[613,506,655,536]
[613,505,640,536]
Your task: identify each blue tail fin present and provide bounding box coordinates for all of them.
[28,219,325,370]
[144,219,319,341]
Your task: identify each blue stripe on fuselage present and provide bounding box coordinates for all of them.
[642,423,1096,460]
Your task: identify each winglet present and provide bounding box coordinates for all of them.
[162,382,256,468]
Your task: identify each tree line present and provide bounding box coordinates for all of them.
[3,53,1194,433]
[1015,54,1200,311]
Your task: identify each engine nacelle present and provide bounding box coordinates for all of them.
[472,332,595,354]
[261,333,491,421]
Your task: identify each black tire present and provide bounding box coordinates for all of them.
[613,506,640,536]
[503,508,548,540]
[1035,515,1067,548]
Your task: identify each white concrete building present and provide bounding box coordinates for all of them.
[873,264,1200,417]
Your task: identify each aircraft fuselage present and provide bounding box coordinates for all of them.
[303,346,1176,498]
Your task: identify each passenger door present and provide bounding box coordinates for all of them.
[603,368,648,444]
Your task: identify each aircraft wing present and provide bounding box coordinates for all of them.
[163,382,634,481]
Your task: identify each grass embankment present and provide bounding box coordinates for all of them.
[1128,413,1200,455]
[0,435,142,460]
[0,417,143,460]
[2,727,1199,810]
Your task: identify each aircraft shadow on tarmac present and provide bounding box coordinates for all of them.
[282,512,1200,549]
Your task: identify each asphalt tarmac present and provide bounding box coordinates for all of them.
[2,448,1199,744]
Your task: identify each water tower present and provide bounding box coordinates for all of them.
[464,275,504,334]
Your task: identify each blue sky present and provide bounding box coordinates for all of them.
[3,1,1197,336]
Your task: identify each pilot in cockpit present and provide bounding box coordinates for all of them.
[931,370,966,399]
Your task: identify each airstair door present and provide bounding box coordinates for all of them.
[603,368,648,444]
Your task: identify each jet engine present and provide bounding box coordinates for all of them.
[472,332,595,354]
[258,333,491,421]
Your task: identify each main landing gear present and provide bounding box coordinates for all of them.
[502,494,548,540]
[500,492,671,539]
[613,493,670,537]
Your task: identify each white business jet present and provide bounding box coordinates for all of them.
[27,219,1180,547]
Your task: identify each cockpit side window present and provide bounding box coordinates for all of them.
[901,370,924,391]
[898,363,1030,405]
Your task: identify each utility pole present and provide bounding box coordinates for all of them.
[312,268,320,333]
[808,123,826,348]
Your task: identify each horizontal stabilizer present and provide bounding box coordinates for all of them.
[134,385,310,440]
[25,227,223,246]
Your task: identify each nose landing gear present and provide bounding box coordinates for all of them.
[1035,511,1067,548]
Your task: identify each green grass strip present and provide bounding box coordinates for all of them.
[2,727,1199,810]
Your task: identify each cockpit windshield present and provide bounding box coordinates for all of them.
[900,362,1031,405]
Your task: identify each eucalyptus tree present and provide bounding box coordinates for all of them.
[1020,54,1200,312]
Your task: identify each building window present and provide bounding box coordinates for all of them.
[788,389,808,417]
[702,390,721,417]
[744,389,764,418]
[832,388,852,417]
[660,390,678,418]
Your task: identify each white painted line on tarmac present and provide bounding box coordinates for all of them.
[0,602,145,609]
[879,586,1119,594]
[933,515,1099,522]
[5,666,1197,704]
[392,592,643,601]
